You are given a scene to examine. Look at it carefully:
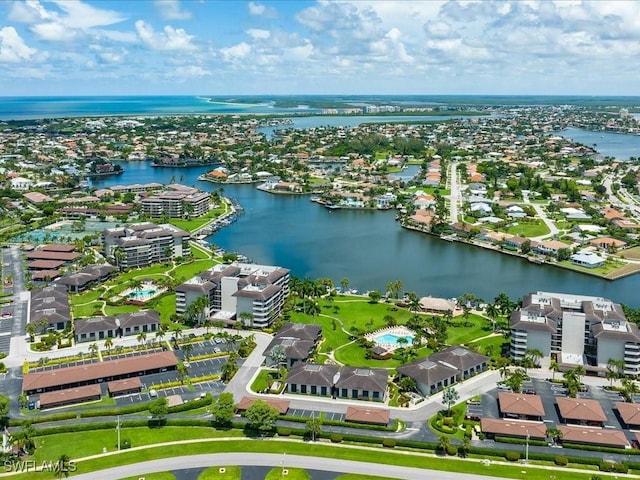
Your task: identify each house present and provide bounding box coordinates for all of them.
[30,284,71,331]
[9,177,33,190]
[570,251,605,268]
[107,377,143,397]
[498,392,545,420]
[286,363,340,397]
[590,237,627,252]
[175,277,216,317]
[418,297,456,314]
[397,346,489,397]
[344,406,390,425]
[275,322,322,343]
[38,385,102,410]
[264,337,316,367]
[505,205,526,218]
[534,240,569,258]
[56,264,117,293]
[468,183,488,196]
[558,425,628,448]
[236,396,290,414]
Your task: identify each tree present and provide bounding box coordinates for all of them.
[269,344,287,367]
[442,386,459,416]
[54,453,71,479]
[239,311,254,328]
[182,342,194,360]
[622,378,640,402]
[383,314,397,327]
[245,400,280,433]
[459,436,471,458]
[407,292,421,313]
[103,337,113,355]
[437,435,450,454]
[550,359,559,381]
[485,303,499,331]
[26,322,37,342]
[524,348,543,368]
[399,376,417,393]
[505,368,526,393]
[340,277,349,294]
[606,358,625,386]
[137,332,147,349]
[148,397,168,421]
[221,356,238,382]
[212,392,235,425]
[368,290,381,303]
[305,413,323,442]
[177,362,189,385]
[0,394,9,419]
[88,342,99,357]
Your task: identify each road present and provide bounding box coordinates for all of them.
[67,452,509,480]
[449,161,461,223]
[521,191,559,241]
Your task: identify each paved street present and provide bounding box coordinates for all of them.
[68,452,510,480]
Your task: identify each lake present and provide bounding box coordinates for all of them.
[93,160,640,307]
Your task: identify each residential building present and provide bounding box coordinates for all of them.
[74,310,160,343]
[141,185,210,218]
[510,291,640,376]
[397,346,489,397]
[498,392,545,421]
[285,363,388,402]
[263,322,322,367]
[180,262,290,328]
[56,264,117,293]
[102,222,190,269]
[30,284,71,331]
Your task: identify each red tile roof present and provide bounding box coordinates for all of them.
[498,392,545,417]
[559,425,628,448]
[345,406,390,425]
[480,418,547,439]
[236,396,290,414]
[556,397,607,423]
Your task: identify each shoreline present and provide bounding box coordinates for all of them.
[400,222,640,281]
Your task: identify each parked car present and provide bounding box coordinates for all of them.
[523,389,537,395]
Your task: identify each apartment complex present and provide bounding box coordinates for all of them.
[141,185,210,219]
[102,222,190,269]
[176,262,290,328]
[510,291,640,376]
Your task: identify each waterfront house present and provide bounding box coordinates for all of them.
[589,237,627,252]
[570,251,605,268]
[534,240,569,258]
[418,296,456,314]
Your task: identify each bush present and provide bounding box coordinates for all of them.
[442,416,454,426]
[554,456,568,466]
[330,433,343,443]
[446,445,458,456]
[277,427,291,436]
[505,451,521,462]
[119,438,131,449]
[382,439,395,448]
[598,462,627,473]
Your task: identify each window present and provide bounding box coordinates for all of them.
[301,385,307,393]
[341,388,347,397]
[352,389,358,398]
[362,390,369,398]
[290,384,297,393]
[321,386,327,395]
[373,391,379,399]
[310,385,317,394]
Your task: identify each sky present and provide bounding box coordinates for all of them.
[1,0,639,96]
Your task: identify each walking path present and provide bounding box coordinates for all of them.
[522,190,560,241]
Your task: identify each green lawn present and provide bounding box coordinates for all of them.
[445,315,492,345]
[198,466,241,480]
[25,437,600,480]
[504,220,550,237]
[70,289,104,306]
[172,259,216,282]
[557,259,628,277]
[150,293,177,324]
[468,334,510,360]
[104,304,140,316]
[73,302,104,318]
[34,427,245,462]
[120,473,176,480]
[169,207,227,233]
[251,369,280,393]
[264,467,311,480]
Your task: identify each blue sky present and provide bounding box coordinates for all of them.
[1,0,639,96]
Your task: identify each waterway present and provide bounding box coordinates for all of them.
[558,127,640,160]
[93,160,640,307]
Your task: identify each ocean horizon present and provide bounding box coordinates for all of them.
[1,94,640,121]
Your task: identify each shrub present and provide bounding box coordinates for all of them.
[330,433,343,443]
[442,416,454,426]
[277,427,291,436]
[382,439,396,448]
[446,445,458,456]
[119,438,131,449]
[505,451,521,462]
[554,456,568,466]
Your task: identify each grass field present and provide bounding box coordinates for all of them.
[23,437,602,480]
[264,467,311,480]
[198,466,241,480]
[622,246,640,260]
[504,220,550,238]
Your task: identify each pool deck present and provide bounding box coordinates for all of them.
[365,326,416,352]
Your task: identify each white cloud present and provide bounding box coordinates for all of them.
[220,42,251,61]
[171,65,211,78]
[135,20,197,51]
[155,0,192,20]
[30,22,77,41]
[246,29,271,40]
[248,1,277,18]
[0,26,37,63]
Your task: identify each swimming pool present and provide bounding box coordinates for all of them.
[128,288,158,299]
[374,333,414,346]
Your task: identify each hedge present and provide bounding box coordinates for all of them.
[382,439,396,448]
[505,451,521,462]
[561,442,636,454]
[282,415,396,432]
[554,456,568,466]
[330,433,343,443]
[446,445,458,456]
[494,435,548,447]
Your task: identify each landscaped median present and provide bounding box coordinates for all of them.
[3,434,630,480]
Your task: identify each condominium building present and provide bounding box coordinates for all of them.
[141,185,210,219]
[510,291,640,376]
[176,262,290,328]
[102,222,190,269]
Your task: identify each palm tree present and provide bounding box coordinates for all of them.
[437,435,450,454]
[26,322,37,342]
[549,359,559,381]
[172,326,183,347]
[131,279,143,293]
[88,343,98,357]
[239,311,254,328]
[155,329,166,345]
[54,454,71,479]
[407,292,421,313]
[103,337,113,356]
[485,303,499,331]
[524,348,543,368]
[183,342,194,360]
[442,386,459,416]
[177,362,189,385]
[340,277,349,294]
[621,378,639,402]
[606,358,625,386]
[137,332,147,349]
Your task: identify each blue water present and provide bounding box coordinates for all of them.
[375,333,414,346]
[128,288,158,299]
[558,128,640,160]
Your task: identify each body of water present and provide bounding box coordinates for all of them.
[558,127,640,160]
[93,161,640,307]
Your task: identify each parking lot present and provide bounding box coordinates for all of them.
[477,377,630,434]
